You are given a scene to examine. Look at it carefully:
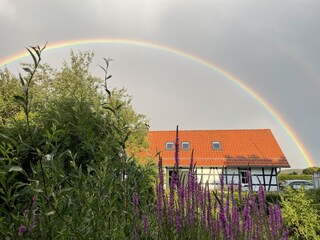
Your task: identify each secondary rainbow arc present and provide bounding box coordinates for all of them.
[0,38,315,167]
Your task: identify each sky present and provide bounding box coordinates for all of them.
[1,0,320,169]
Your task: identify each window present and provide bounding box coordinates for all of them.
[166,142,174,150]
[212,141,221,150]
[181,142,190,150]
[240,171,248,184]
[240,170,251,185]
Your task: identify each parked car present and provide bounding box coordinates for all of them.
[280,180,314,190]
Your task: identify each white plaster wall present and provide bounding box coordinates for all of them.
[163,167,279,191]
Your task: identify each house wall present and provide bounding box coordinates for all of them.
[164,166,279,191]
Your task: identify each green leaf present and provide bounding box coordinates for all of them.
[115,103,123,110]
[22,67,32,74]
[13,95,25,105]
[102,106,116,114]
[45,211,56,216]
[25,47,37,65]
[30,46,41,58]
[98,65,107,74]
[19,73,25,86]
[32,188,44,193]
[8,166,23,172]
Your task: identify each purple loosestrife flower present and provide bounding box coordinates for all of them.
[242,198,252,237]
[188,165,197,226]
[218,183,229,238]
[205,188,211,220]
[175,207,182,233]
[199,185,207,228]
[269,204,283,239]
[156,179,161,225]
[249,191,259,239]
[156,156,164,226]
[133,192,139,217]
[168,172,176,224]
[178,183,185,225]
[218,203,227,238]
[28,195,38,234]
[188,177,195,227]
[232,204,240,236]
[219,171,225,207]
[186,151,196,226]
[258,185,266,214]
[18,224,27,237]
[142,214,149,237]
[158,156,164,196]
[174,125,180,168]
[225,187,231,238]
[282,229,289,240]
[269,205,277,238]
[132,192,139,240]
[238,180,242,203]
[255,185,267,238]
[230,179,235,205]
[133,227,138,240]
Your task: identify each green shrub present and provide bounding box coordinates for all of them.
[278,174,312,183]
[0,46,156,239]
[265,192,281,204]
[281,187,320,239]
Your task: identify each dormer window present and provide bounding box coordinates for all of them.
[166,142,174,150]
[181,142,190,150]
[212,141,221,150]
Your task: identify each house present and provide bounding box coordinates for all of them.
[146,129,290,191]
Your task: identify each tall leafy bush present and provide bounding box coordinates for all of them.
[0,45,155,239]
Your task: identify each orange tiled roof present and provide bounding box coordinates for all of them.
[145,129,290,168]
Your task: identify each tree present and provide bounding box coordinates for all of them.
[1,50,149,171]
[0,47,155,239]
[302,167,319,175]
[0,68,21,125]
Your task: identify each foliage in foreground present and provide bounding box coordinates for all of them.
[0,45,155,239]
[281,187,320,239]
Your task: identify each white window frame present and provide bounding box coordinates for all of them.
[212,141,221,150]
[166,142,174,150]
[181,141,190,150]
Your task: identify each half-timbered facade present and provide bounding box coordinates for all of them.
[146,129,290,191]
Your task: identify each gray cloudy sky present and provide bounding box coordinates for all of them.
[1,0,320,169]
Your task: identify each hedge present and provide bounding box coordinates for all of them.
[278,174,312,182]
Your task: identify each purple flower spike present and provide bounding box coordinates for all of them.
[132,192,139,240]
[133,192,139,216]
[156,155,164,226]
[174,125,180,168]
[238,180,242,202]
[175,208,182,233]
[258,185,266,214]
[18,224,27,237]
[142,214,149,237]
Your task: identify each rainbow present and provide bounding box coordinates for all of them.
[0,38,316,167]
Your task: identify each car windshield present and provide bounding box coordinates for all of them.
[280,180,313,189]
